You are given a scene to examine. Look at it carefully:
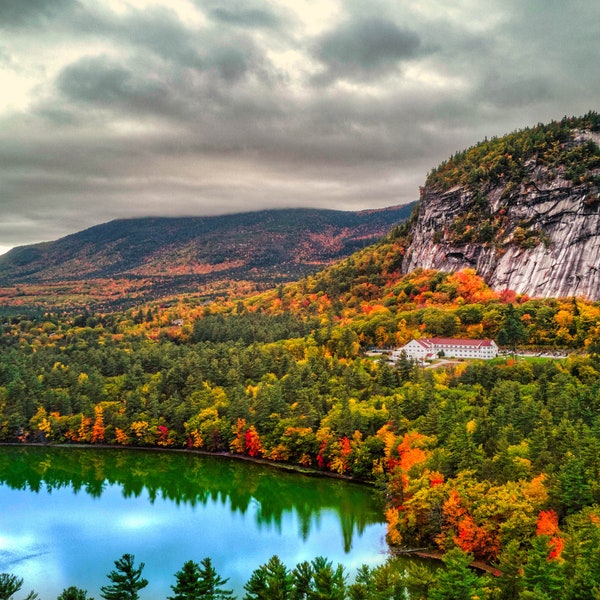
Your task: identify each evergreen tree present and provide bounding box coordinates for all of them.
[57,587,94,600]
[0,574,38,600]
[197,558,234,600]
[562,512,600,600]
[346,565,372,600]
[308,557,346,600]
[498,304,526,354]
[404,562,437,600]
[100,554,148,600]
[0,574,22,600]
[522,536,565,599]
[495,539,524,600]
[428,548,487,600]
[291,562,313,600]
[244,556,293,600]
[169,561,203,600]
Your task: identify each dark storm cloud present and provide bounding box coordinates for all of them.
[55,56,181,118]
[313,18,422,83]
[208,6,280,29]
[0,0,77,28]
[0,0,599,254]
[72,6,206,71]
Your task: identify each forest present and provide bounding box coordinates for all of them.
[426,111,600,191]
[2,250,600,598]
[4,111,600,598]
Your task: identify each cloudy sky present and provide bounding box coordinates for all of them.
[1,0,598,255]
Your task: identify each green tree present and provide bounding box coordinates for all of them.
[346,565,372,600]
[244,556,293,600]
[498,304,526,354]
[291,562,313,600]
[428,548,487,600]
[57,587,94,600]
[0,574,38,600]
[523,536,565,599]
[421,308,459,337]
[495,539,524,600]
[170,558,234,600]
[0,574,22,600]
[169,561,203,600]
[404,562,437,600]
[100,554,148,600]
[562,510,600,600]
[557,453,594,514]
[197,558,234,600]
[308,557,346,600]
[348,561,405,600]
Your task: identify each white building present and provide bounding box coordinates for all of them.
[391,337,498,362]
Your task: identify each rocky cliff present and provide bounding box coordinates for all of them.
[403,116,600,299]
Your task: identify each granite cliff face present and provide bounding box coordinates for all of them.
[403,123,600,299]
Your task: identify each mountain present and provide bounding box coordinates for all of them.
[402,112,600,299]
[0,205,414,308]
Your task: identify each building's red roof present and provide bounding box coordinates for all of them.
[412,337,494,348]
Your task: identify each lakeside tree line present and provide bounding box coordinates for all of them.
[0,551,464,600]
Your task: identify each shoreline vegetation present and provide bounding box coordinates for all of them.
[0,440,363,484]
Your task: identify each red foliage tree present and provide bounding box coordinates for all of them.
[244,426,263,457]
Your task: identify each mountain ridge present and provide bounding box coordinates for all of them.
[0,205,414,308]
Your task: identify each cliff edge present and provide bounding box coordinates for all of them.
[403,114,600,299]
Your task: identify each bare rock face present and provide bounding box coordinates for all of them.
[403,131,600,299]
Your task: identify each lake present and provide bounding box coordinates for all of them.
[0,446,388,598]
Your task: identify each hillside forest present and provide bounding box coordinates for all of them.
[3,233,600,597]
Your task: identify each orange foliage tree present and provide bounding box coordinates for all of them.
[536,509,564,560]
[91,405,105,443]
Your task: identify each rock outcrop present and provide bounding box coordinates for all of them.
[403,128,600,299]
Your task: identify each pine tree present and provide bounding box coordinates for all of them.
[57,587,94,600]
[0,574,23,600]
[498,304,526,354]
[169,561,203,600]
[100,554,148,600]
[428,548,487,600]
[197,558,234,600]
[244,556,293,600]
[523,536,565,599]
[0,574,38,600]
[308,557,346,600]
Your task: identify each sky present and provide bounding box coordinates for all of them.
[1,0,599,255]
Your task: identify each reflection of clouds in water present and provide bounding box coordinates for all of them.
[0,532,50,575]
[115,506,179,532]
[0,547,49,568]
[0,536,62,593]
[117,513,158,530]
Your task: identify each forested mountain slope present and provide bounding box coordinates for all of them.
[0,205,415,311]
[0,205,412,289]
[403,112,600,299]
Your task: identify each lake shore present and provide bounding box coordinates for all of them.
[0,440,374,486]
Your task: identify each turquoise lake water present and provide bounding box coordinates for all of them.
[0,446,388,598]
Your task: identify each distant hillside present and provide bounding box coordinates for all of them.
[0,205,414,309]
